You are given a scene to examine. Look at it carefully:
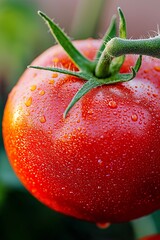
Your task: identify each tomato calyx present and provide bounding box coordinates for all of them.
[28,8,145,117]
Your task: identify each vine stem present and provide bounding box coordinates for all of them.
[95,35,160,78]
[95,7,127,78]
[131,215,158,239]
[105,36,160,59]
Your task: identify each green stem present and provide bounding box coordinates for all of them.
[95,34,160,78]
[95,50,112,78]
[131,215,158,239]
[95,7,127,78]
[95,14,117,62]
[106,36,160,59]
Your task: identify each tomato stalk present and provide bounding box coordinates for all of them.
[29,7,159,117]
[105,36,160,60]
[29,8,142,117]
[95,8,127,78]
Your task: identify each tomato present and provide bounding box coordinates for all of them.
[139,235,160,240]
[2,37,160,223]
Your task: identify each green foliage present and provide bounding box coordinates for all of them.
[0,188,134,240]
[0,0,52,90]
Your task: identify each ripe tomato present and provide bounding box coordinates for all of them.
[3,38,160,223]
[139,235,160,240]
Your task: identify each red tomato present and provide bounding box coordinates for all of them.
[139,235,160,240]
[2,39,160,223]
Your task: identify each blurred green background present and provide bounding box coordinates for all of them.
[0,0,160,239]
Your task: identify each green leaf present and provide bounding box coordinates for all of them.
[28,65,93,81]
[63,78,103,118]
[109,8,127,75]
[96,14,117,62]
[134,55,142,72]
[118,7,127,39]
[38,11,94,73]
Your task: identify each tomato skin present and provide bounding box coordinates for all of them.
[139,235,160,240]
[2,39,160,223]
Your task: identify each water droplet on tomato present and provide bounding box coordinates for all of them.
[33,73,37,77]
[49,79,55,84]
[31,188,37,194]
[144,69,149,73]
[154,66,160,72]
[131,113,138,122]
[108,100,117,109]
[52,73,58,78]
[30,85,37,91]
[25,97,32,107]
[77,168,81,171]
[96,222,111,229]
[87,109,94,114]
[153,93,158,97]
[39,90,45,96]
[39,115,46,123]
[25,111,30,116]
[52,57,59,63]
[98,159,103,165]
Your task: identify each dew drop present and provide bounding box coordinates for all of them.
[25,111,30,116]
[33,73,37,77]
[108,100,117,109]
[153,93,158,97]
[87,109,94,114]
[32,189,36,194]
[25,97,32,107]
[98,159,103,165]
[52,57,59,63]
[30,85,37,91]
[131,113,138,122]
[39,90,45,96]
[154,66,160,72]
[77,168,81,171]
[39,115,46,123]
[106,174,110,177]
[52,73,58,78]
[96,222,111,229]
[49,79,55,84]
